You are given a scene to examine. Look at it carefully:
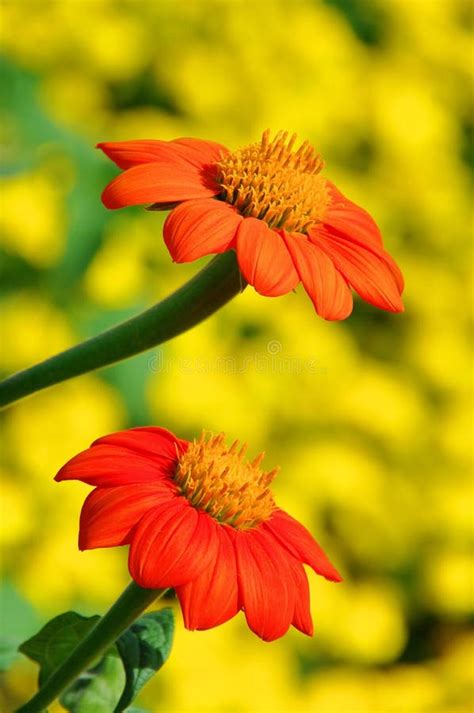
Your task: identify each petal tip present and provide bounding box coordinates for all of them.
[100,185,121,211]
[297,622,314,637]
[382,295,404,314]
[324,566,343,583]
[54,466,68,482]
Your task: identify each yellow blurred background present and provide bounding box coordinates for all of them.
[0,0,472,711]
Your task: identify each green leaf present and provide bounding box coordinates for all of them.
[59,646,125,713]
[17,607,173,712]
[114,608,174,712]
[19,611,100,686]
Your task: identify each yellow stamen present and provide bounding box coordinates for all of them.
[174,431,278,530]
[217,129,330,233]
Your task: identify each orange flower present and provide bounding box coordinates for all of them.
[98,131,404,320]
[56,427,341,642]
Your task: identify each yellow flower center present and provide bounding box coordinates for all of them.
[217,129,330,233]
[174,432,278,530]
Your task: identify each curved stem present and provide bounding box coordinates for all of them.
[16,582,166,713]
[0,251,244,408]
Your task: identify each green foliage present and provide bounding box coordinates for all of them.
[115,609,174,712]
[18,609,174,712]
[19,612,100,687]
[60,647,125,713]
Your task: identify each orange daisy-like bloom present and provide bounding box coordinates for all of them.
[56,427,341,642]
[98,130,404,320]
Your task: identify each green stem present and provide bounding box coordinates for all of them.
[16,582,166,713]
[0,251,244,408]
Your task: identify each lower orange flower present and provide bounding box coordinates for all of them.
[56,427,342,642]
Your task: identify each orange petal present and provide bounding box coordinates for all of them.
[98,141,202,170]
[310,226,404,313]
[101,162,220,209]
[163,198,242,263]
[92,426,187,463]
[173,137,229,166]
[289,560,313,636]
[234,529,295,642]
[78,483,175,550]
[324,181,383,248]
[175,526,239,630]
[236,218,299,297]
[55,445,177,487]
[264,509,343,583]
[128,499,219,588]
[282,231,353,320]
[56,427,186,487]
[98,137,228,170]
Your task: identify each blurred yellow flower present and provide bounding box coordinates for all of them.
[84,215,159,307]
[422,550,474,618]
[0,172,65,267]
[0,294,73,372]
[313,580,407,664]
[0,471,34,546]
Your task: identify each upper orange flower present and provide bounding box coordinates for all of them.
[98,131,404,320]
[56,426,341,642]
